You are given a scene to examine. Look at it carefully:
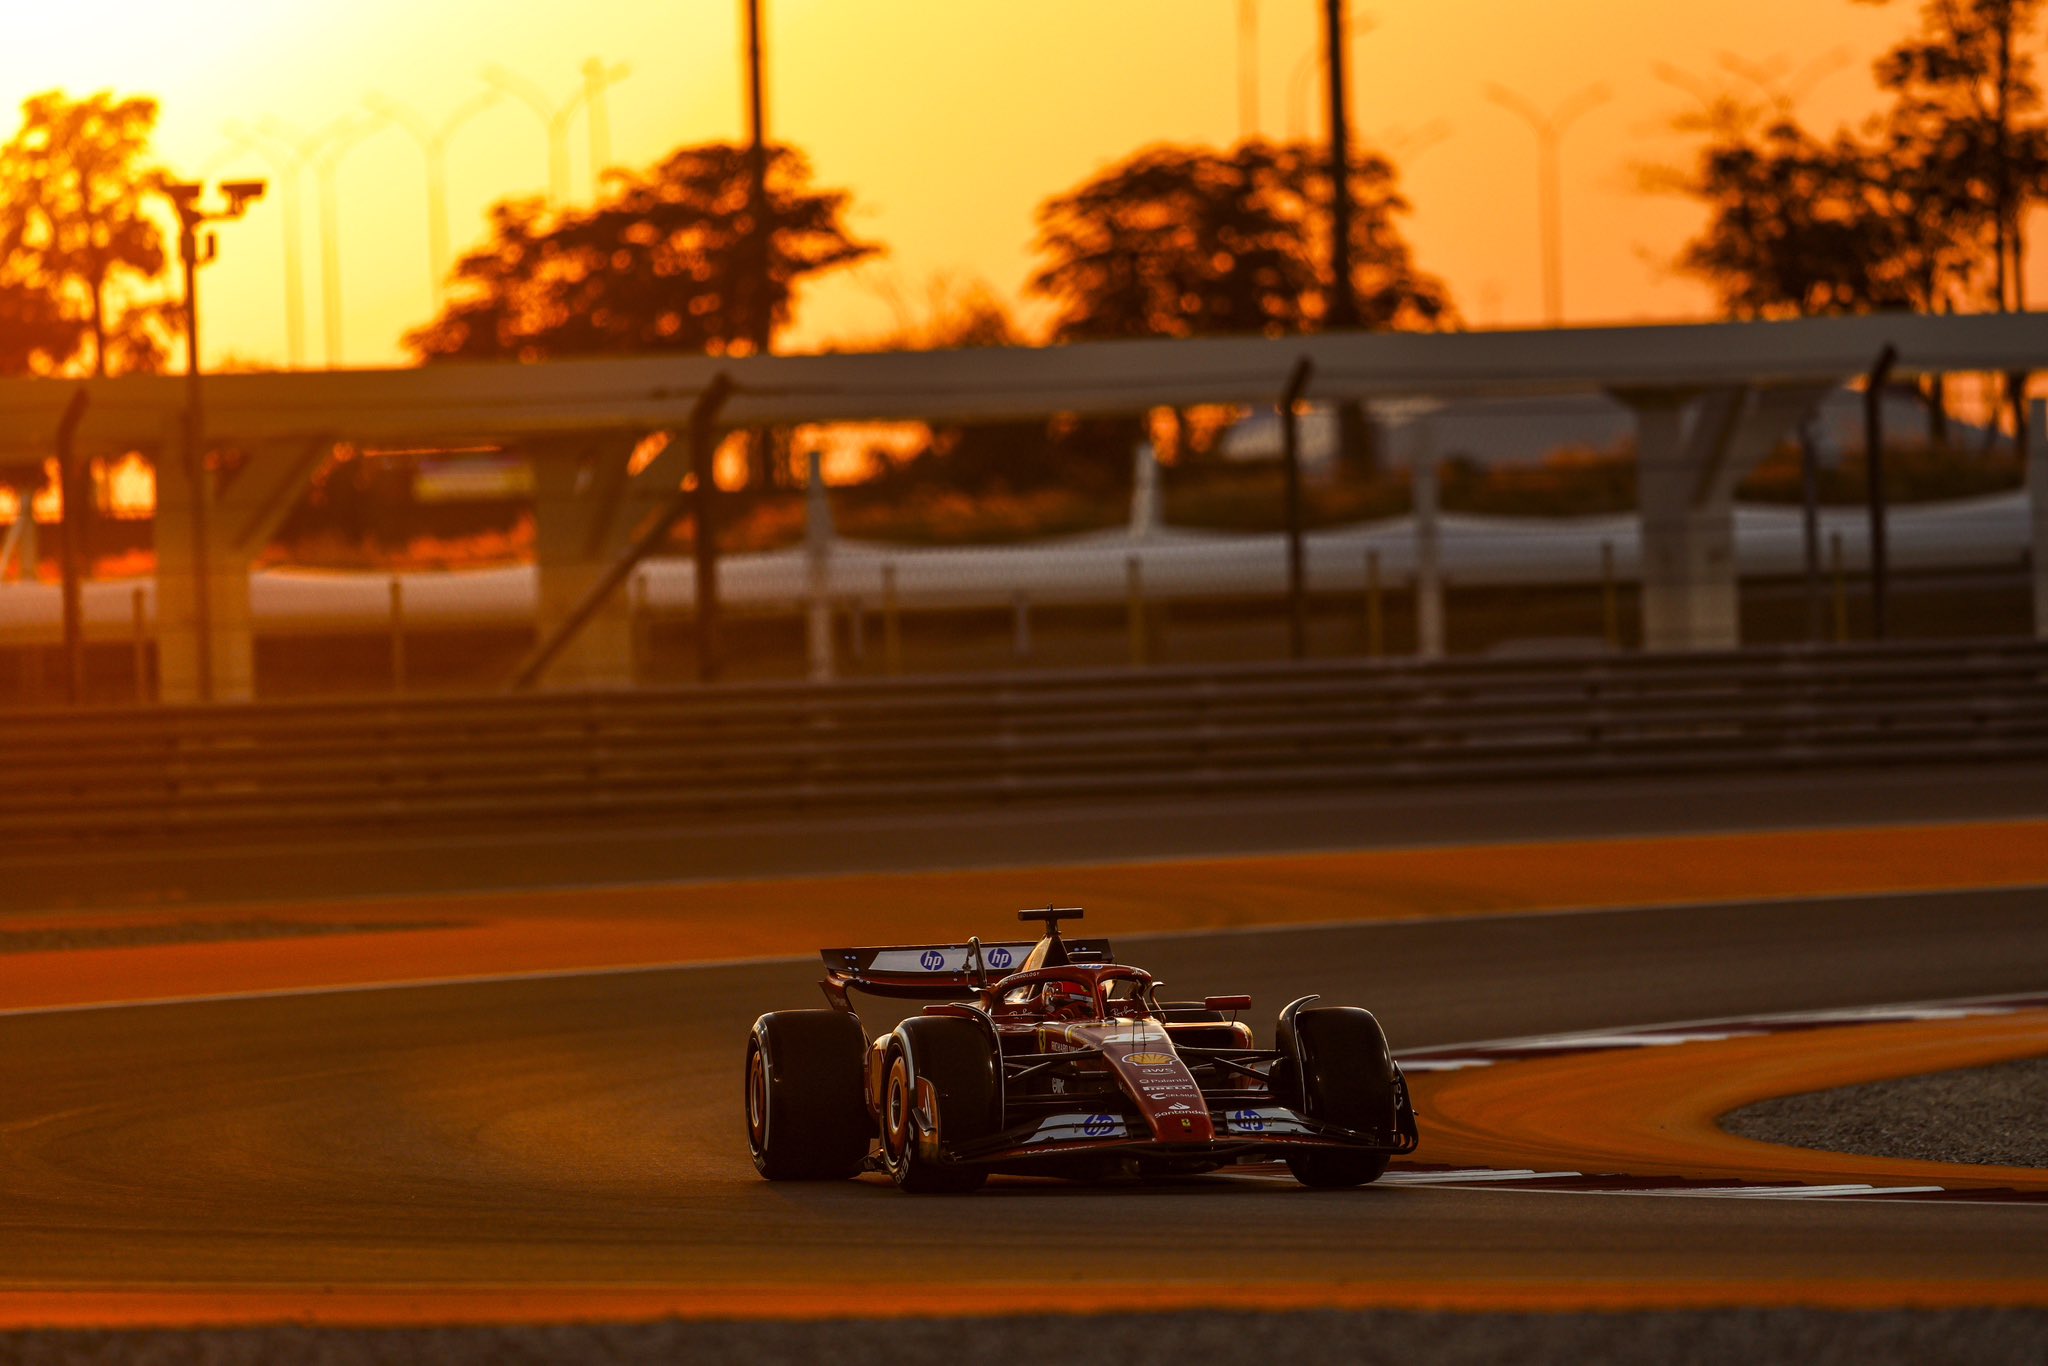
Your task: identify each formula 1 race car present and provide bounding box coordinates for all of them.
[744,907,1418,1192]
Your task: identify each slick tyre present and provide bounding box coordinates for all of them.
[1278,1006,1397,1190]
[746,1010,869,1181]
[881,1018,998,1194]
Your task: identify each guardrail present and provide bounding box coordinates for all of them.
[4,637,2044,850]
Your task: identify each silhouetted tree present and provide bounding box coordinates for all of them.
[1669,0,2048,318]
[1029,141,1452,343]
[1861,0,2048,309]
[0,271,80,374]
[0,90,171,376]
[405,143,877,362]
[1671,117,1973,316]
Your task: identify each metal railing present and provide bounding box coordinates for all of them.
[3,637,2044,850]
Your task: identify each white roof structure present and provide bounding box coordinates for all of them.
[2,311,2046,454]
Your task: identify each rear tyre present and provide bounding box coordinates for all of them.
[1279,1007,1397,1190]
[882,1018,998,1194]
[746,1010,869,1181]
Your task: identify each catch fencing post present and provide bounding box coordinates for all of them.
[1798,416,1824,642]
[845,597,866,666]
[804,448,835,683]
[1126,555,1148,667]
[1012,590,1033,663]
[630,572,650,682]
[691,377,733,682]
[1830,531,1849,643]
[56,390,89,703]
[2031,398,2048,640]
[1600,540,1619,649]
[130,585,150,702]
[881,561,902,675]
[1863,344,1897,641]
[1364,547,1384,658]
[1412,416,1445,661]
[1279,357,1315,661]
[388,576,406,692]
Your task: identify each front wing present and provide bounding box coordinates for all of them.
[944,1095,1419,1168]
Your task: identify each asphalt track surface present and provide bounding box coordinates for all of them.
[3,885,2045,1307]
[14,759,2048,910]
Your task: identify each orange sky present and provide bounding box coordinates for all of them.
[0,0,2010,371]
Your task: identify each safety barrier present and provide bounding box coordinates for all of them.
[4,637,2044,849]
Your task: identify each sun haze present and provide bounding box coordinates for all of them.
[2,0,1927,369]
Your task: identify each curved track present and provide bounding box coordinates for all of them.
[1,885,2044,1318]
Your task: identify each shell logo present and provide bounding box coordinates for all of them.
[1123,1052,1175,1067]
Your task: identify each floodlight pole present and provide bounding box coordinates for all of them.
[1322,0,1358,329]
[743,0,776,488]
[1484,83,1610,326]
[166,179,265,704]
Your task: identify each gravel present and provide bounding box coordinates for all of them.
[1722,1056,2048,1169]
[4,1311,2047,1366]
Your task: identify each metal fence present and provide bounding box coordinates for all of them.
[0,442,2038,705]
[4,637,2043,855]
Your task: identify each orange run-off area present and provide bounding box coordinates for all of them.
[1413,1008,2048,1194]
[1,1277,2046,1329]
[4,819,2048,1013]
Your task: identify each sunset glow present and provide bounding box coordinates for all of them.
[0,0,1952,372]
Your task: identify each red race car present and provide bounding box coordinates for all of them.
[744,907,1418,1192]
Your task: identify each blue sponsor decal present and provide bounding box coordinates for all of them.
[919,949,945,971]
[1231,1109,1265,1133]
[1083,1113,1117,1138]
[987,946,1013,969]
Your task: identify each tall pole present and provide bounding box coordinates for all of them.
[484,65,630,204]
[179,220,213,703]
[745,0,771,357]
[225,123,310,368]
[1485,84,1609,326]
[366,91,500,303]
[1322,0,1358,329]
[258,117,371,367]
[164,180,263,704]
[583,58,631,191]
[744,0,774,488]
[1237,0,1259,141]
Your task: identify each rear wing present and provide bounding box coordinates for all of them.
[820,938,1116,1006]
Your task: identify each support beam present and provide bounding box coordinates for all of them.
[1620,383,1833,652]
[519,378,731,691]
[153,436,332,702]
[152,441,246,702]
[529,436,649,691]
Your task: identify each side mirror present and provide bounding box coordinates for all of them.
[1204,994,1252,1013]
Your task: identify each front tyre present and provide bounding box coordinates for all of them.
[746,1010,869,1180]
[1279,1006,1398,1190]
[881,1017,997,1194]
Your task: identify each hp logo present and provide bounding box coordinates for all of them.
[987,947,1013,969]
[1083,1114,1116,1138]
[919,950,945,971]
